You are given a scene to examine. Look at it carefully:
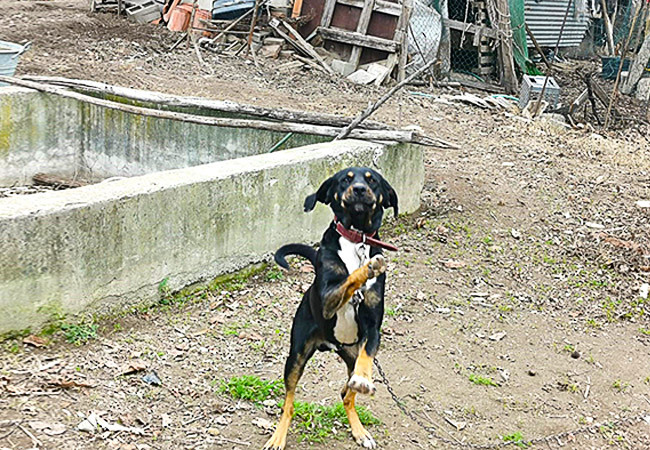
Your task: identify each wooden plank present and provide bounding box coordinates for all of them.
[270,19,335,74]
[318,27,399,52]
[291,0,303,17]
[320,0,337,27]
[442,18,497,39]
[336,0,402,16]
[569,88,589,115]
[23,75,395,130]
[348,0,376,68]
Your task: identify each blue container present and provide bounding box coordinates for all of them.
[0,40,30,86]
[212,0,254,20]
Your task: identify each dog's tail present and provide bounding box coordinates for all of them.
[274,244,317,269]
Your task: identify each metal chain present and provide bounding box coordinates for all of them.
[374,358,649,449]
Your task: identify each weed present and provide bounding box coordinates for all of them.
[219,375,284,404]
[223,322,248,336]
[158,277,171,301]
[586,318,601,329]
[385,306,401,317]
[468,373,497,387]
[292,401,380,443]
[612,379,630,393]
[562,344,575,353]
[3,341,20,354]
[601,297,620,322]
[502,431,528,448]
[265,267,284,282]
[639,327,650,336]
[61,323,98,345]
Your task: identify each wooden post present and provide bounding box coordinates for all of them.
[397,0,413,82]
[492,0,518,94]
[604,0,643,128]
[524,23,552,71]
[600,0,615,55]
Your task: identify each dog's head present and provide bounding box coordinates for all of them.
[304,167,398,233]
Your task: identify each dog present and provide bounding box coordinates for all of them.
[263,167,398,450]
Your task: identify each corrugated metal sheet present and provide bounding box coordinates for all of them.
[524,0,590,48]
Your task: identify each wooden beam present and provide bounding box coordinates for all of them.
[318,27,399,52]
[442,18,497,39]
[22,75,393,130]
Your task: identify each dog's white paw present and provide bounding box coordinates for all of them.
[348,374,376,395]
[359,434,377,448]
[367,255,386,279]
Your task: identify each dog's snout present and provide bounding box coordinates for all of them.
[352,184,367,196]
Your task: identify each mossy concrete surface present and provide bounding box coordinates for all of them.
[0,139,423,335]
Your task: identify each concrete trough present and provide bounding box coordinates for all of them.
[0,86,424,336]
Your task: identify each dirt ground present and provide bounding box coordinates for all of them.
[2,1,650,449]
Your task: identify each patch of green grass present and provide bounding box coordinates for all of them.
[502,431,529,448]
[219,375,284,404]
[385,306,402,317]
[3,341,21,354]
[265,267,284,281]
[468,373,497,387]
[223,321,249,336]
[612,379,630,393]
[293,401,380,443]
[61,323,98,345]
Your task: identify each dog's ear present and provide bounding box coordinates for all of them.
[380,177,399,218]
[304,175,335,212]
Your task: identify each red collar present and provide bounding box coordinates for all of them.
[335,221,398,252]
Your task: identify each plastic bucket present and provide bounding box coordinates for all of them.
[0,40,30,86]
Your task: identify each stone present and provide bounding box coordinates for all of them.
[636,78,650,102]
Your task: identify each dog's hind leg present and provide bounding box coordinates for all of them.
[264,304,318,450]
[339,348,377,449]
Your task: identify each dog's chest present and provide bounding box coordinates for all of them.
[333,238,376,344]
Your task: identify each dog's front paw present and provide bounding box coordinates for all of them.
[348,374,376,395]
[366,255,386,279]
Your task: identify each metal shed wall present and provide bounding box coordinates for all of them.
[524,0,590,48]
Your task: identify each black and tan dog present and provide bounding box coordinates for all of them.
[263,167,398,450]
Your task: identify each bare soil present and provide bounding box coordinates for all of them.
[1,1,650,449]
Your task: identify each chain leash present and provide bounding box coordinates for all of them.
[374,358,648,449]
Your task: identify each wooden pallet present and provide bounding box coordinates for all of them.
[316,0,412,80]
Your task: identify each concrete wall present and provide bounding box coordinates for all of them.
[0,87,326,186]
[0,139,423,335]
